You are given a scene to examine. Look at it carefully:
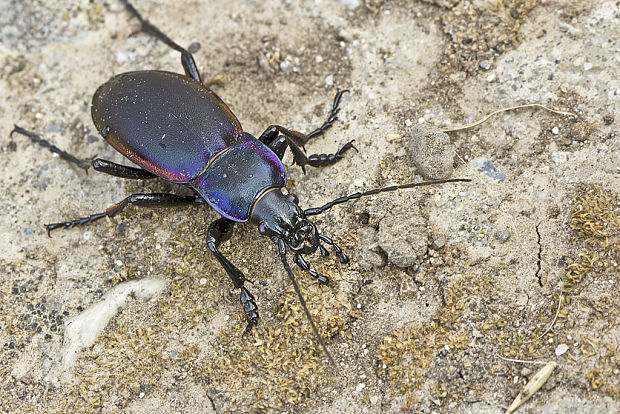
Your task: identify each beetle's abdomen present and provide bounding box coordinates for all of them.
[91,71,242,182]
[191,133,286,222]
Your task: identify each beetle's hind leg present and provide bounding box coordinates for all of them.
[206,218,259,334]
[11,125,89,172]
[45,193,204,235]
[119,0,202,82]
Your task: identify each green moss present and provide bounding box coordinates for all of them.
[563,185,620,293]
[376,273,484,407]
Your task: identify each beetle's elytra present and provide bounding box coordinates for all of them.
[12,0,469,363]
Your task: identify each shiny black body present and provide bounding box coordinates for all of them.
[91,71,286,222]
[12,0,469,364]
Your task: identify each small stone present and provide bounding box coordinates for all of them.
[355,383,365,392]
[279,60,293,73]
[583,62,593,71]
[408,124,454,179]
[570,121,595,142]
[325,74,334,86]
[431,234,446,250]
[258,53,275,74]
[479,59,492,70]
[551,126,559,135]
[337,29,352,42]
[357,228,385,268]
[494,229,511,243]
[370,395,379,405]
[555,344,569,356]
[472,158,506,181]
[378,206,428,268]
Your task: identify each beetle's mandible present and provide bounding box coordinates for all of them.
[12,0,470,363]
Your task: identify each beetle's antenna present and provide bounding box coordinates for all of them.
[276,238,336,366]
[303,178,471,217]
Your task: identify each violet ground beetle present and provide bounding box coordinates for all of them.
[12,0,470,364]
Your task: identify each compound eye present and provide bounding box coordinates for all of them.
[258,221,270,235]
[286,194,299,205]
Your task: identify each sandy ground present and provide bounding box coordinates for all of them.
[1,0,619,412]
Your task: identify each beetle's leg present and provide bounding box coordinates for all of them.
[261,125,356,173]
[305,89,349,140]
[206,218,259,334]
[10,125,89,172]
[259,89,347,147]
[257,91,354,172]
[293,253,329,285]
[319,235,350,264]
[120,0,202,82]
[91,158,158,180]
[259,90,348,146]
[45,193,204,235]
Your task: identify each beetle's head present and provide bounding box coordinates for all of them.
[251,188,319,254]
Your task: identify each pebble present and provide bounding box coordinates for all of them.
[551,126,560,135]
[325,74,334,86]
[555,344,569,356]
[408,124,454,179]
[378,207,428,268]
[472,158,506,182]
[479,59,492,70]
[494,229,511,243]
[279,60,293,73]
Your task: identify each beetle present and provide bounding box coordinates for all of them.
[12,0,469,362]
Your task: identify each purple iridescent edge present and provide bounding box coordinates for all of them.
[191,134,286,222]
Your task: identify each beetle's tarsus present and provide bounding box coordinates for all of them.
[319,235,350,264]
[294,253,329,285]
[240,286,259,334]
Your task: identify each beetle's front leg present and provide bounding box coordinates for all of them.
[206,218,259,333]
[257,90,356,173]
